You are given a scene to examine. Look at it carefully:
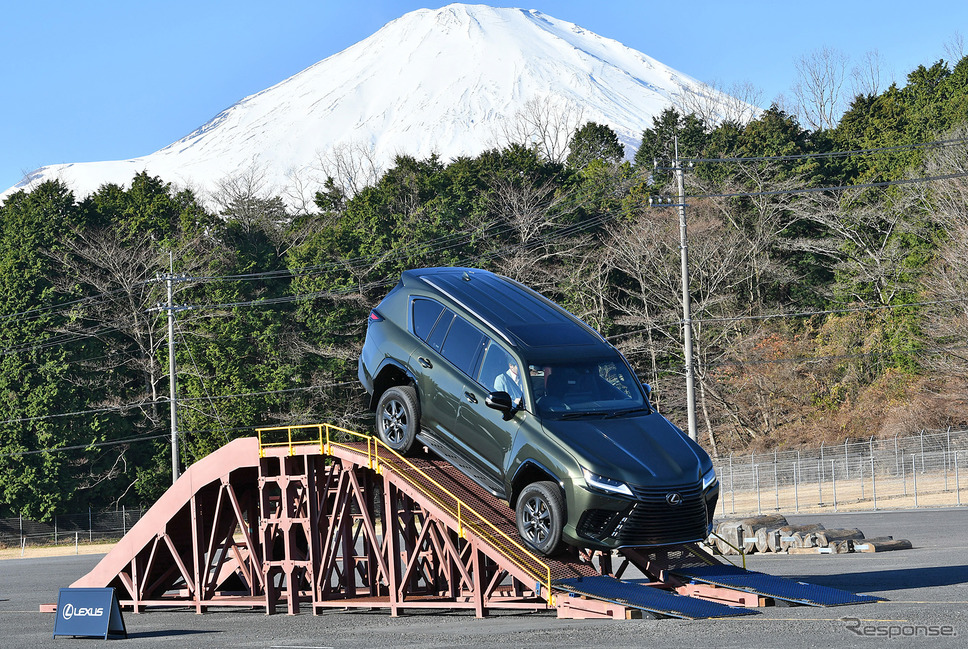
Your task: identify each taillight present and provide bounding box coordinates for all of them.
[368,309,384,323]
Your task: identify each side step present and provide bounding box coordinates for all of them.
[553,575,757,619]
[416,431,506,498]
[670,564,884,607]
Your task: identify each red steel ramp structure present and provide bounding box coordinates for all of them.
[72,424,882,619]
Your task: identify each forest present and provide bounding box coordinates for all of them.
[2,55,967,520]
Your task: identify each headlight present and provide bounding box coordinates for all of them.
[701,467,718,491]
[582,467,634,497]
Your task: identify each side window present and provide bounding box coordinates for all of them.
[439,316,486,376]
[426,310,455,352]
[479,341,513,390]
[412,298,445,342]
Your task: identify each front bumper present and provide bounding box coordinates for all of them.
[564,480,719,550]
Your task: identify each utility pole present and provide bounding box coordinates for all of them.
[152,252,191,485]
[650,137,698,441]
[674,138,698,442]
[166,252,179,483]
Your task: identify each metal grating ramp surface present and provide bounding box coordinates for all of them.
[671,565,884,607]
[553,575,757,619]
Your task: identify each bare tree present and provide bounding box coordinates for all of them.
[697,161,803,311]
[672,79,763,126]
[793,46,851,130]
[483,165,588,289]
[944,31,965,62]
[43,229,170,500]
[48,229,166,409]
[789,187,927,306]
[493,95,585,163]
[920,129,968,379]
[282,164,321,216]
[212,162,321,258]
[490,173,563,245]
[851,49,888,98]
[601,197,763,454]
[313,140,382,199]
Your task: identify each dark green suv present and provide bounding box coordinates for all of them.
[358,267,718,555]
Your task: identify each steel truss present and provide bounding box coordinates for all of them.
[73,427,881,619]
[258,446,550,616]
[74,435,554,616]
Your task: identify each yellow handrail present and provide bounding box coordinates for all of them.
[256,423,554,605]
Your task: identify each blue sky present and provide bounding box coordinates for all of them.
[2,1,965,193]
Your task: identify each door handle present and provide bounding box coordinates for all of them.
[464,391,478,404]
[418,357,433,369]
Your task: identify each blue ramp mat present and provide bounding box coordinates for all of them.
[553,575,757,619]
[671,564,884,607]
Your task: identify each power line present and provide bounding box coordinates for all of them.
[0,432,171,459]
[177,381,355,404]
[694,295,968,325]
[681,137,968,164]
[686,171,968,200]
[605,295,968,342]
[0,400,155,426]
[0,282,155,323]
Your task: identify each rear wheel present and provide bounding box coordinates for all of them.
[375,385,419,454]
[515,481,564,556]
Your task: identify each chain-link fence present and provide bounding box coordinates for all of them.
[0,507,145,553]
[714,428,968,516]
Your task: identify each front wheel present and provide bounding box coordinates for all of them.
[515,481,564,556]
[375,385,420,454]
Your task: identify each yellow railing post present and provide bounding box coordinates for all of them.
[708,531,746,570]
[457,502,463,538]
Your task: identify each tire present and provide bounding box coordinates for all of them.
[515,481,565,556]
[375,385,420,454]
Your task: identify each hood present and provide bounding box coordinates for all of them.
[544,412,710,486]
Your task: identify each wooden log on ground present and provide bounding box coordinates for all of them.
[739,514,789,530]
[792,531,819,548]
[714,520,743,555]
[705,534,720,554]
[774,524,826,552]
[814,528,865,547]
[755,527,778,553]
[788,546,835,554]
[739,514,788,553]
[830,540,854,553]
[854,537,912,552]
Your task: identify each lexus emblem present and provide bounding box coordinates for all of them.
[666,492,683,506]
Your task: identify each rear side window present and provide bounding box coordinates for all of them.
[412,298,446,341]
[440,316,486,376]
[427,311,454,352]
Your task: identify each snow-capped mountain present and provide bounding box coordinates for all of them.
[4,4,747,207]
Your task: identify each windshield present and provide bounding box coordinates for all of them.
[526,357,649,418]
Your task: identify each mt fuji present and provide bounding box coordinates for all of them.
[4,4,748,207]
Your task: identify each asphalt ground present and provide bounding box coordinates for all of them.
[2,508,966,648]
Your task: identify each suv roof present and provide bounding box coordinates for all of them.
[401,267,607,359]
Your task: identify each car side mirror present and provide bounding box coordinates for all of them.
[641,382,653,399]
[486,391,518,420]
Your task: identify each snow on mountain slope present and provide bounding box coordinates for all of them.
[3,4,744,207]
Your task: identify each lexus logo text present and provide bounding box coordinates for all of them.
[61,603,104,620]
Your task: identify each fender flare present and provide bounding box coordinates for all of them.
[369,359,419,410]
